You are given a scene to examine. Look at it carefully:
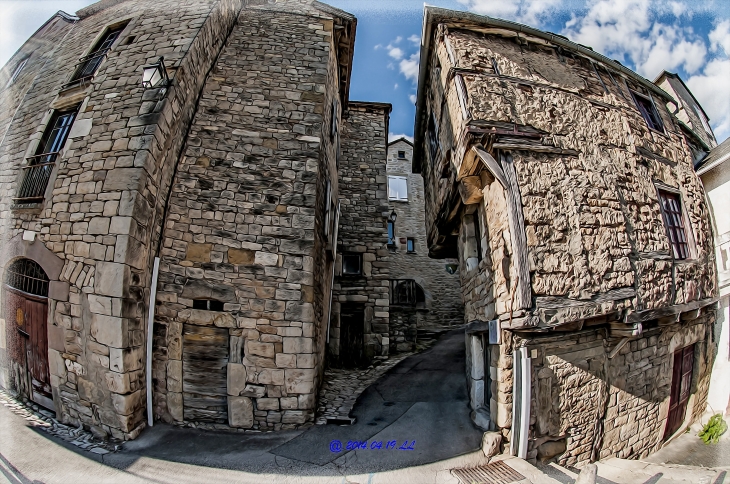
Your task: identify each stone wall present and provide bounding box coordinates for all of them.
[152,1,347,430]
[330,102,391,365]
[386,138,462,351]
[0,0,244,440]
[416,12,718,462]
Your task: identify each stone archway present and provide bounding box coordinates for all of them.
[0,233,68,411]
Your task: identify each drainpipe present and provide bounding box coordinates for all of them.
[510,346,532,458]
[146,257,160,427]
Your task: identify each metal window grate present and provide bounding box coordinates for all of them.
[658,189,689,260]
[452,461,526,484]
[390,279,425,307]
[5,259,49,297]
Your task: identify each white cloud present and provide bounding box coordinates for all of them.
[388,47,404,60]
[562,0,707,78]
[409,94,417,104]
[408,34,421,46]
[389,133,414,143]
[457,0,562,27]
[393,36,403,44]
[394,83,399,89]
[374,44,383,50]
[400,53,420,83]
[709,19,730,55]
[687,58,730,142]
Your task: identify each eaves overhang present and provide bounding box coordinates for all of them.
[314,1,357,108]
[412,6,677,173]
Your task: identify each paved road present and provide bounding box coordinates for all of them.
[0,328,481,483]
[644,420,730,469]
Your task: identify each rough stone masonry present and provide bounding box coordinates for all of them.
[414,7,718,465]
[0,0,369,438]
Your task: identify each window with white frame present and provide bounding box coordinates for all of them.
[388,176,408,201]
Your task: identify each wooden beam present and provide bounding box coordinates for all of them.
[535,287,636,310]
[458,176,483,205]
[625,297,718,323]
[501,152,532,311]
[472,146,507,187]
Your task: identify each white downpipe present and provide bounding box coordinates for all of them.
[146,257,160,427]
[510,346,532,458]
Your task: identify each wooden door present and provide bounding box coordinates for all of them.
[3,286,51,407]
[340,304,364,368]
[182,324,229,423]
[665,344,695,439]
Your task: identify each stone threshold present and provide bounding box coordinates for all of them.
[0,387,118,455]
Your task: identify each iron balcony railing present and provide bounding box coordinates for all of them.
[14,153,58,202]
[61,50,109,90]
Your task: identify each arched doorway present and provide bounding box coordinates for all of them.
[3,258,53,410]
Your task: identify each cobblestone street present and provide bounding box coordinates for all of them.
[315,331,446,424]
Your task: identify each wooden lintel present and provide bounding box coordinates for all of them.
[625,297,718,323]
[492,142,579,156]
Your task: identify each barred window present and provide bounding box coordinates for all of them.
[5,259,49,297]
[67,24,125,86]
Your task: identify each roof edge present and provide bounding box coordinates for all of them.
[388,137,414,147]
[413,6,678,172]
[654,70,711,123]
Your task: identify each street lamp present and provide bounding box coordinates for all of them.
[388,210,397,224]
[141,56,169,89]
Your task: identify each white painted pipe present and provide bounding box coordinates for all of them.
[510,346,532,459]
[146,257,160,427]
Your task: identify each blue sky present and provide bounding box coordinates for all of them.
[2,0,729,141]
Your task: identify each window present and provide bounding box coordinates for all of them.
[390,279,425,307]
[67,25,125,86]
[398,150,406,159]
[5,58,28,88]
[388,176,408,201]
[631,90,664,132]
[330,99,338,140]
[658,189,690,260]
[387,221,395,247]
[5,258,49,297]
[192,299,224,311]
[406,238,415,253]
[473,212,483,262]
[342,254,362,276]
[15,107,77,203]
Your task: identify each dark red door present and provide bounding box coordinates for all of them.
[3,286,51,404]
[665,344,694,439]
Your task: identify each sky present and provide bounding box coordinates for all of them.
[1,0,729,142]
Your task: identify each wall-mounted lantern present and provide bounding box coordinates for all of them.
[141,56,169,89]
[388,210,398,224]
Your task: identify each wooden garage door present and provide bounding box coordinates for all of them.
[182,324,229,423]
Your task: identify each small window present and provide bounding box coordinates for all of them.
[330,99,338,140]
[387,221,395,246]
[631,91,664,132]
[342,254,362,276]
[406,238,415,253]
[398,150,406,159]
[192,299,225,311]
[657,188,690,260]
[67,24,125,85]
[388,176,408,201]
[427,112,440,163]
[5,58,28,88]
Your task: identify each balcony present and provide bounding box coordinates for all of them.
[14,153,58,203]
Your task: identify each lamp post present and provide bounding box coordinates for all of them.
[388,210,397,224]
[141,56,169,89]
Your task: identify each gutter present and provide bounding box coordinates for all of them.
[413,6,677,173]
[697,149,730,176]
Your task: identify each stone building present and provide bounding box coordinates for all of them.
[0,0,374,439]
[386,137,462,351]
[413,7,718,465]
[328,102,392,367]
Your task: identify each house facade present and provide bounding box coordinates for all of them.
[0,0,362,439]
[386,137,463,351]
[413,7,718,465]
